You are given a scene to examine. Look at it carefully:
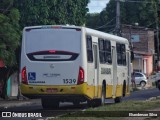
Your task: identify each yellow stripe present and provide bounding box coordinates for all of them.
[21,83,95,99]
[86,85,95,99]
[116,85,123,97]
[21,83,87,94]
[21,83,130,99]
[106,85,112,98]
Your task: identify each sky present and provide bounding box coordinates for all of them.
[88,0,110,13]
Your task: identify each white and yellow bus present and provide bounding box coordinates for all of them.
[20,25,131,108]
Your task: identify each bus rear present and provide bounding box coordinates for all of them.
[20,26,87,108]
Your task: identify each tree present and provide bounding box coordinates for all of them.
[122,0,156,28]
[86,13,101,29]
[0,0,20,99]
[0,0,20,66]
[86,0,159,33]
[14,0,89,29]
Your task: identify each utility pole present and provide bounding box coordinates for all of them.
[154,1,160,69]
[115,0,121,36]
[156,19,159,62]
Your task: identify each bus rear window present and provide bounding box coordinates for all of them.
[25,28,81,61]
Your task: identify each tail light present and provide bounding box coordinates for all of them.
[21,66,28,84]
[77,67,84,85]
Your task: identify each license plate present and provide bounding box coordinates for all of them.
[46,88,58,93]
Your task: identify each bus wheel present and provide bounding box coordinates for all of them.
[114,97,122,103]
[123,81,126,97]
[95,84,106,106]
[87,100,92,107]
[41,98,59,109]
[51,101,59,108]
[158,81,160,90]
[73,101,80,106]
[101,84,106,106]
[41,98,51,109]
[87,99,99,107]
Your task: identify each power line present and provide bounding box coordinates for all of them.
[109,28,116,33]
[91,0,109,2]
[91,0,152,3]
[95,17,116,30]
[88,5,106,8]
[146,22,156,28]
[125,0,153,3]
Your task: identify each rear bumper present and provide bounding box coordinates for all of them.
[20,83,91,101]
[22,94,89,102]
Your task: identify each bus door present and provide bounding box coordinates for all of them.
[93,43,99,97]
[112,46,117,97]
[126,51,131,93]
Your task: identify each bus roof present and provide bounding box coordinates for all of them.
[24,25,129,45]
[85,27,129,44]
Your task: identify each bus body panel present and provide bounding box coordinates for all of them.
[21,27,82,86]
[23,61,80,85]
[20,25,131,104]
[20,83,98,100]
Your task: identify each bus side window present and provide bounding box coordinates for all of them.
[98,39,112,64]
[121,44,126,65]
[116,43,126,66]
[98,38,105,64]
[86,35,93,62]
[104,40,112,64]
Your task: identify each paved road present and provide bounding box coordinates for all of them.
[0,88,159,119]
[123,87,160,101]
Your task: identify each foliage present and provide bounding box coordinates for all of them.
[0,0,90,99]
[86,13,101,29]
[0,0,89,66]
[14,0,89,29]
[121,0,157,28]
[86,0,160,33]
[0,0,20,66]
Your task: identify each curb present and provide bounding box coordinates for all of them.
[0,101,32,108]
[146,96,160,102]
[0,99,35,109]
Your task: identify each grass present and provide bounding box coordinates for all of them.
[51,99,160,120]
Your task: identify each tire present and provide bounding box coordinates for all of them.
[158,81,160,90]
[123,81,126,97]
[87,99,102,107]
[140,81,146,87]
[73,101,80,106]
[155,81,158,88]
[114,97,122,103]
[87,100,92,107]
[101,84,106,106]
[87,100,97,107]
[41,98,59,109]
[87,84,106,107]
[94,84,106,106]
